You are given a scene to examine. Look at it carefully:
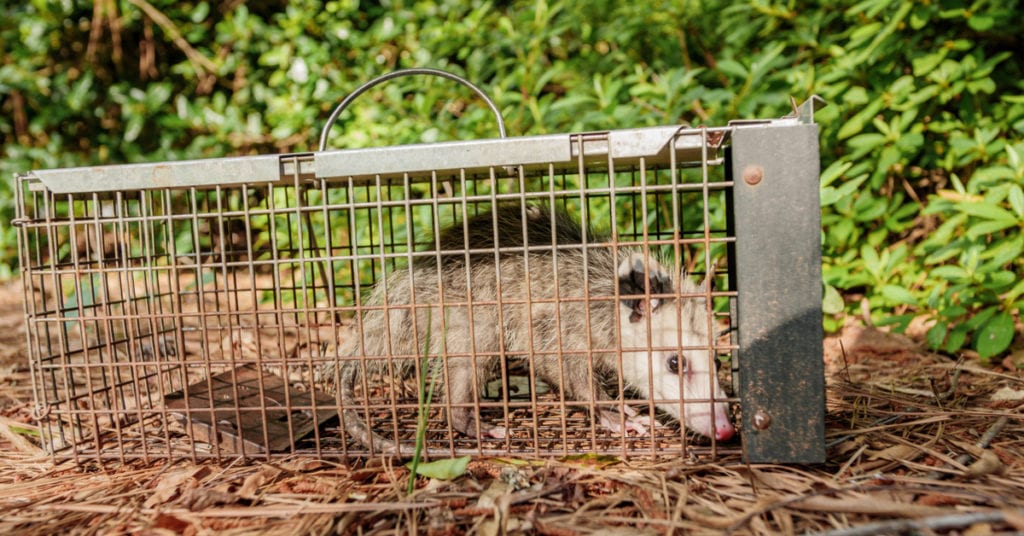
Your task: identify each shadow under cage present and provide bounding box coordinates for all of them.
[14,99,825,465]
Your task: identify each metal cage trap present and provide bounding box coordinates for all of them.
[13,70,826,464]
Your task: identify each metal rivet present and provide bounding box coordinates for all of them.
[743,165,763,185]
[752,410,772,430]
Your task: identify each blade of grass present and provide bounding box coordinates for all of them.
[407,306,445,494]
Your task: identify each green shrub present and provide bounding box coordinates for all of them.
[2,0,1021,357]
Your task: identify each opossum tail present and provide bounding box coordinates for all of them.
[339,359,401,454]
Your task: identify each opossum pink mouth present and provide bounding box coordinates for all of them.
[687,411,735,441]
[715,421,735,441]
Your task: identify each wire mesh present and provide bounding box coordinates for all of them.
[16,126,744,463]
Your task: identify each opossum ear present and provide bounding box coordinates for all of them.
[617,253,673,323]
[696,258,719,293]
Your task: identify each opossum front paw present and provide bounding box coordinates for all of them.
[628,414,655,432]
[484,426,507,439]
[598,409,653,436]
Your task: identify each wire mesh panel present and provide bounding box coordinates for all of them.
[15,112,823,464]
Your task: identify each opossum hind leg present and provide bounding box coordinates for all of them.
[445,355,506,439]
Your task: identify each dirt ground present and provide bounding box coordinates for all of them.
[1,278,1023,535]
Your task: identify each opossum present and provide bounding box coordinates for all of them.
[336,204,735,452]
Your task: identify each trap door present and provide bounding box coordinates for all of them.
[728,119,826,464]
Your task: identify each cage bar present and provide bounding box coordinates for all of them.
[15,111,823,464]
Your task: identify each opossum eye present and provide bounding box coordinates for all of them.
[667,354,688,375]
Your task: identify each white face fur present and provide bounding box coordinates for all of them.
[616,255,735,441]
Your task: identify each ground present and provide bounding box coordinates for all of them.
[1,278,1022,535]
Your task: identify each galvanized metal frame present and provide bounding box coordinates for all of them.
[14,112,823,464]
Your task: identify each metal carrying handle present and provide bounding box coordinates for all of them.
[318,68,507,151]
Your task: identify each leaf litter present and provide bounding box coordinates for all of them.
[0,280,1022,534]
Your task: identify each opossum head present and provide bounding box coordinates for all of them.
[616,253,735,441]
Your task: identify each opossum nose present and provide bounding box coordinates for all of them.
[716,422,735,441]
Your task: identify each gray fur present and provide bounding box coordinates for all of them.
[336,204,733,452]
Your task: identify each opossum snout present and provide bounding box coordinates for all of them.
[617,323,736,442]
[716,420,736,441]
[685,399,736,441]
[666,359,735,441]
[616,253,734,441]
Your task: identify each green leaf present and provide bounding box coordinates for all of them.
[191,1,210,23]
[909,5,932,29]
[716,59,748,80]
[967,14,995,31]
[843,86,869,105]
[975,312,1014,359]
[67,72,94,112]
[926,322,948,350]
[967,219,1019,239]
[821,174,868,206]
[1005,278,1024,304]
[966,307,998,330]
[945,324,969,353]
[983,270,1016,290]
[1007,144,1021,170]
[959,202,1017,222]
[847,133,886,152]
[847,21,883,47]
[971,166,1015,184]
[837,99,885,140]
[979,234,1024,266]
[407,456,471,480]
[860,244,881,276]
[930,265,969,282]
[1009,185,1024,218]
[8,424,40,437]
[943,305,968,319]
[124,115,145,143]
[820,160,854,189]
[967,77,996,95]
[912,50,947,77]
[876,314,914,332]
[823,284,845,315]
[880,284,916,305]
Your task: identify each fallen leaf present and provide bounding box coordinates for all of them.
[238,469,270,499]
[867,444,919,462]
[144,469,202,509]
[916,493,961,506]
[559,453,621,468]
[476,479,512,536]
[152,513,190,532]
[991,386,1024,401]
[966,451,1004,477]
[1000,349,1024,370]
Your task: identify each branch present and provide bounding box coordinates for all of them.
[126,0,218,77]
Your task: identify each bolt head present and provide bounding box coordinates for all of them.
[752,410,772,430]
[743,165,763,185]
